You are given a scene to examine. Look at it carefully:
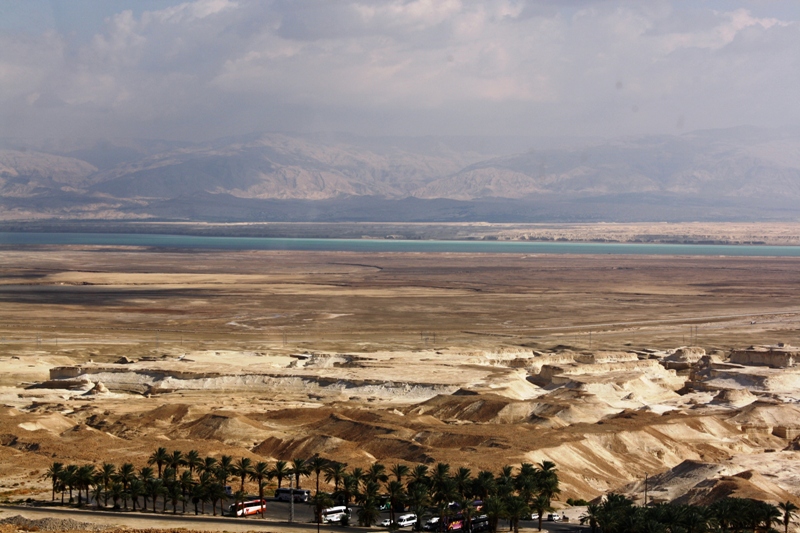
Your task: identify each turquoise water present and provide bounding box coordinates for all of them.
[1,232,800,256]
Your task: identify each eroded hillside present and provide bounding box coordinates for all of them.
[1,247,799,507]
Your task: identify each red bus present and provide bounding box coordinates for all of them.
[226,499,266,517]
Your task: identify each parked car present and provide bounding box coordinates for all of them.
[547,513,561,521]
[530,513,539,520]
[423,517,440,531]
[397,514,418,528]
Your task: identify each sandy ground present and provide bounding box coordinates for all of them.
[1,246,800,507]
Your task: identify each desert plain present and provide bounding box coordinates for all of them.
[1,240,800,520]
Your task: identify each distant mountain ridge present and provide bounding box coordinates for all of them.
[1,128,800,222]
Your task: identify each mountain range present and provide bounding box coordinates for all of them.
[2,127,800,222]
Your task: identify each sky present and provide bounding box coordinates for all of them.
[1,0,799,142]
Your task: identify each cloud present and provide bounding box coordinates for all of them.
[1,0,799,141]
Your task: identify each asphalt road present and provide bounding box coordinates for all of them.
[0,503,588,533]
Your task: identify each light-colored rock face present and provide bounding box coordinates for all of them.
[729,345,798,368]
[710,388,757,408]
[6,341,800,507]
[665,346,706,363]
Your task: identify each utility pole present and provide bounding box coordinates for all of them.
[289,476,294,523]
[644,473,648,507]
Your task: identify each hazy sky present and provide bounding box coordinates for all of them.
[1,0,799,142]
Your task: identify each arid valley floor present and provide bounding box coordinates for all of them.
[1,243,800,519]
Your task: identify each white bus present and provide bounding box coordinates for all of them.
[321,505,351,523]
[226,499,266,517]
[275,487,311,502]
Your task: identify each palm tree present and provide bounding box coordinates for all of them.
[366,462,388,485]
[391,463,411,484]
[190,480,206,515]
[63,464,78,504]
[148,447,169,479]
[386,480,407,526]
[233,457,253,494]
[97,463,116,507]
[217,455,234,496]
[474,471,497,501]
[129,478,145,511]
[458,497,477,533]
[109,482,124,510]
[339,473,359,506]
[76,464,96,506]
[138,466,155,511]
[406,483,431,532]
[357,495,381,527]
[431,462,451,489]
[233,489,247,518]
[496,465,514,500]
[453,467,472,499]
[505,496,530,533]
[45,462,63,502]
[513,464,536,507]
[179,470,194,513]
[290,457,311,489]
[250,461,271,518]
[308,455,329,496]
[91,481,103,510]
[165,479,182,514]
[116,462,136,510]
[55,467,68,504]
[431,463,455,528]
[313,491,335,524]
[409,464,430,490]
[534,461,560,526]
[531,493,554,532]
[679,504,712,533]
[272,460,290,489]
[710,498,738,533]
[325,461,348,495]
[218,454,233,472]
[185,450,202,477]
[597,493,635,533]
[207,480,227,517]
[200,456,218,475]
[780,501,799,533]
[168,450,185,477]
[484,496,506,533]
[146,477,164,513]
[580,503,601,533]
[756,500,782,533]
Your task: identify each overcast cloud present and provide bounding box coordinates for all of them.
[1,0,799,142]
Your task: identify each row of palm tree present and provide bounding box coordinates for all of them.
[301,457,561,532]
[45,449,270,516]
[44,449,562,531]
[579,492,799,533]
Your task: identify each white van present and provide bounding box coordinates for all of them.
[322,506,351,524]
[397,514,418,528]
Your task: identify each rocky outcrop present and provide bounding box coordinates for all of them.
[729,344,798,368]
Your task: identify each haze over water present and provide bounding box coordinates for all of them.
[3,232,800,257]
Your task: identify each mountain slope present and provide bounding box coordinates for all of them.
[0,150,98,196]
[414,133,800,200]
[89,133,480,200]
[2,128,800,222]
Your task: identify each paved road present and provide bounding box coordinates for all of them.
[0,504,588,533]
